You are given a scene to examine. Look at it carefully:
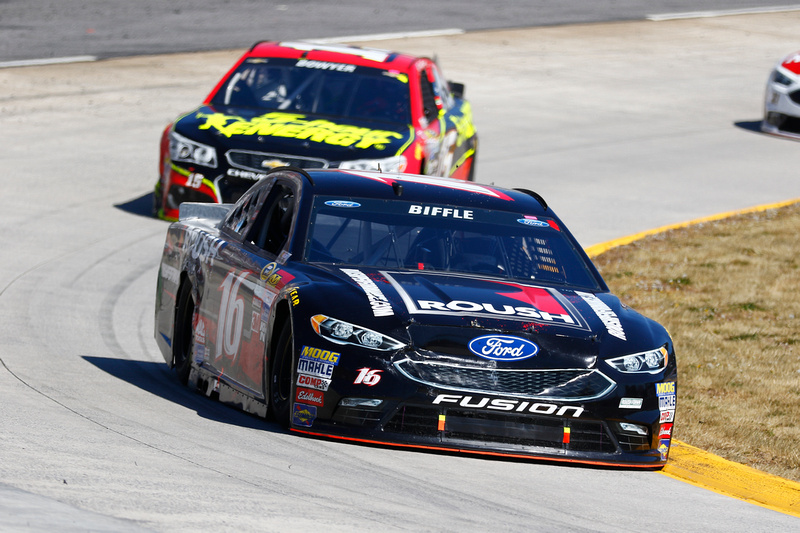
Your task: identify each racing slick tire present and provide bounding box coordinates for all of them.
[172,281,195,386]
[269,320,294,427]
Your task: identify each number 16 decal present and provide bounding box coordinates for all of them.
[217,271,247,361]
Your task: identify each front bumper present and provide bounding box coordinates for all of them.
[763,78,800,138]
[290,349,676,467]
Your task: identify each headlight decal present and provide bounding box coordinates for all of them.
[169,131,218,168]
[311,314,405,351]
[605,345,668,374]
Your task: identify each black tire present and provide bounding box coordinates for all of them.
[269,321,294,427]
[172,281,195,386]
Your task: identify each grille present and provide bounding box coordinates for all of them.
[331,406,383,427]
[383,405,440,436]
[616,432,650,452]
[789,90,800,105]
[227,150,328,172]
[394,359,615,400]
[383,405,616,453]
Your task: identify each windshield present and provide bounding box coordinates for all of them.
[305,197,602,289]
[210,57,412,124]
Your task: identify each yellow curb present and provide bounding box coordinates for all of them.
[584,197,800,517]
[584,197,800,258]
[663,441,800,518]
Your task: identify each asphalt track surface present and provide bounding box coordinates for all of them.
[1,0,796,62]
[2,9,800,533]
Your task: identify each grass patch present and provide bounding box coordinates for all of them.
[592,202,800,482]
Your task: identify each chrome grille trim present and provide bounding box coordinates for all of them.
[394,358,615,402]
[226,150,328,172]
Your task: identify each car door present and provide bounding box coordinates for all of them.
[200,177,299,396]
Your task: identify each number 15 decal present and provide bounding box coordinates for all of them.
[217,271,247,361]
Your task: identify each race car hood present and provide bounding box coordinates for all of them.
[314,267,668,369]
[173,104,413,162]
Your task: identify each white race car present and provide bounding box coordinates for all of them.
[763,51,800,138]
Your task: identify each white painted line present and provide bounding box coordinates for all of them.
[0,55,97,69]
[308,28,465,44]
[648,4,800,21]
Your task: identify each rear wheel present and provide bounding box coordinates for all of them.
[172,281,195,385]
[269,321,294,426]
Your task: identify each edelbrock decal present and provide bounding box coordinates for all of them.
[468,335,539,362]
[574,291,626,340]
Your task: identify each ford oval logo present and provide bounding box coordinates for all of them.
[517,218,549,227]
[468,335,539,361]
[325,200,361,208]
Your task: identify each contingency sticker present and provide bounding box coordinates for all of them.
[656,381,676,423]
[292,403,317,427]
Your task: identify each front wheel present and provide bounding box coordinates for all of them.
[269,321,294,426]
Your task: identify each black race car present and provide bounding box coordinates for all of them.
[154,167,677,467]
[154,41,478,220]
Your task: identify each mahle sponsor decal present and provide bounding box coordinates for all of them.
[297,358,335,379]
[196,111,405,149]
[468,335,539,362]
[432,394,584,417]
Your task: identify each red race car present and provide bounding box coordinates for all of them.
[155,41,478,220]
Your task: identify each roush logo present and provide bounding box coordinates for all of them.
[432,394,584,418]
[382,271,588,329]
[468,335,539,361]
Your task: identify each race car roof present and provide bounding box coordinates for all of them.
[247,41,420,71]
[285,168,551,215]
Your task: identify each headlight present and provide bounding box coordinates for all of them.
[338,155,407,173]
[310,314,405,351]
[772,69,793,86]
[605,345,668,374]
[169,131,218,168]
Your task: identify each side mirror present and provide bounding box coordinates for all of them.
[449,81,465,99]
